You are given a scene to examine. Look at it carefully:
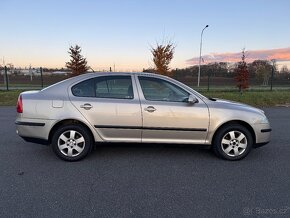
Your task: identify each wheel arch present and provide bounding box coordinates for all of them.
[211,120,256,145]
[48,119,95,144]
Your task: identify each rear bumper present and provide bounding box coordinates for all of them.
[20,136,49,145]
[15,121,45,127]
[15,118,56,142]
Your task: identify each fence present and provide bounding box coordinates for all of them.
[0,66,290,92]
[0,67,70,91]
[175,75,290,92]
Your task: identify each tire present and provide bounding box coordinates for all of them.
[212,124,253,160]
[51,124,93,161]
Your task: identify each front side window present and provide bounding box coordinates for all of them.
[138,76,189,102]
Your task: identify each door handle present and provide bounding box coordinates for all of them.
[80,103,93,110]
[144,106,156,113]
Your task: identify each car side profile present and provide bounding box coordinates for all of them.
[15,72,271,161]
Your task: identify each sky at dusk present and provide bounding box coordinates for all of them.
[0,0,290,71]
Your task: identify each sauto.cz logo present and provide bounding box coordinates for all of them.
[243,206,290,216]
[243,207,253,216]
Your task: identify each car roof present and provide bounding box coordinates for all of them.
[79,71,169,78]
[41,72,169,92]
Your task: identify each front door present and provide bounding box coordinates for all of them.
[136,75,209,144]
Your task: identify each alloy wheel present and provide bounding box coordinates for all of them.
[221,130,247,157]
[57,130,85,157]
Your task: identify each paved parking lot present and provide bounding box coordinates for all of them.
[0,106,290,218]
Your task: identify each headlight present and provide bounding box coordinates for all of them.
[256,116,269,124]
[259,109,265,114]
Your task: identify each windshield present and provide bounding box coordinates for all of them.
[169,78,208,100]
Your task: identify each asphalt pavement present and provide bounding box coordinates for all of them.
[0,106,290,218]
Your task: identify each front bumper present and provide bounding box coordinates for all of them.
[254,141,270,148]
[253,123,272,146]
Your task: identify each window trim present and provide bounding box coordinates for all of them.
[138,76,191,103]
[71,75,135,100]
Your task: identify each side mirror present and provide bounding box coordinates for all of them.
[187,95,198,104]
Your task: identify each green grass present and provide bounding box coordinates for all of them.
[0,84,42,87]
[195,86,290,92]
[1,89,290,107]
[0,90,26,106]
[200,90,290,107]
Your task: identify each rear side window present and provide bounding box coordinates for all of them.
[95,76,133,99]
[72,78,95,97]
[71,76,133,99]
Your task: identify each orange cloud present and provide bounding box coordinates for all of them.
[186,47,290,65]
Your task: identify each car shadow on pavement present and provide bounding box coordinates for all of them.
[89,142,216,160]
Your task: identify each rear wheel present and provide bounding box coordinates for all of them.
[213,124,253,160]
[51,124,93,161]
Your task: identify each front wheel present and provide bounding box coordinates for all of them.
[213,124,253,160]
[51,124,93,161]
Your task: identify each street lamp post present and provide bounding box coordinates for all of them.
[270,59,275,91]
[198,25,209,87]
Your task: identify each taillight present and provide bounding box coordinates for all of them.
[17,95,23,113]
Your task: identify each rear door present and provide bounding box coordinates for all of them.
[69,75,142,142]
[136,75,209,144]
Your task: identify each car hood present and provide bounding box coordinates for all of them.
[208,98,264,115]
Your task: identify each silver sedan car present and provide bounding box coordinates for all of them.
[15,72,271,161]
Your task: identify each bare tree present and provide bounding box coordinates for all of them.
[66,45,89,76]
[251,60,272,86]
[151,42,175,77]
[280,65,289,74]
